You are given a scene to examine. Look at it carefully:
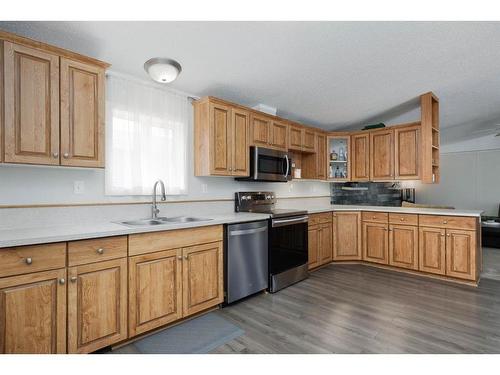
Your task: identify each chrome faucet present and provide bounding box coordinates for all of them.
[152,180,166,219]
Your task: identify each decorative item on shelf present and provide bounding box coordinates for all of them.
[342,170,347,178]
[339,147,345,161]
[362,123,385,131]
[330,151,338,161]
[329,165,334,178]
[334,166,341,178]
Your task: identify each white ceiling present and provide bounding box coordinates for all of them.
[2,21,500,143]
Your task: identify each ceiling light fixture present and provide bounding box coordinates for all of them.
[144,58,182,83]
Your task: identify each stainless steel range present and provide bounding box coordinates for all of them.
[235,192,309,293]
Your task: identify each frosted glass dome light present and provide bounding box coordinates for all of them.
[144,58,182,83]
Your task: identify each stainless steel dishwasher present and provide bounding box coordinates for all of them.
[225,220,268,304]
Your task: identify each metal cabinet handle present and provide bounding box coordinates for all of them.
[25,257,33,265]
[70,276,77,283]
[53,152,59,158]
[400,218,404,221]
[177,255,183,260]
[63,153,69,158]
[443,221,448,224]
[447,233,450,237]
[97,248,104,255]
[184,255,189,260]
[59,278,65,285]
[440,234,445,237]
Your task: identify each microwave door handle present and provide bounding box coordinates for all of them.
[284,155,290,178]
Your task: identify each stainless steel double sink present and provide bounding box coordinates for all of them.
[119,216,213,227]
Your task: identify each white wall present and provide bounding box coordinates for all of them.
[416,147,500,216]
[0,109,330,206]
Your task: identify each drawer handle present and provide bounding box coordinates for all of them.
[97,248,104,255]
[443,221,448,224]
[70,276,78,283]
[178,255,183,260]
[400,218,404,221]
[59,278,65,285]
[25,257,33,265]
[372,216,376,219]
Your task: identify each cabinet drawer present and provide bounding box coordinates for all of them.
[129,225,223,256]
[309,212,332,226]
[0,243,66,278]
[362,211,388,223]
[389,213,418,226]
[418,215,476,230]
[68,236,127,266]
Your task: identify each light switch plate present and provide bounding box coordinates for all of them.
[74,181,85,194]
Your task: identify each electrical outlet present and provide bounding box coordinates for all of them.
[74,181,85,194]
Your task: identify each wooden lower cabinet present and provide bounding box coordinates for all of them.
[0,269,67,354]
[333,212,362,260]
[128,249,183,337]
[388,224,419,270]
[419,227,446,275]
[182,242,224,316]
[363,222,389,264]
[446,229,476,281]
[308,225,320,270]
[67,258,128,354]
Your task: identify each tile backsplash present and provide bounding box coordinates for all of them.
[330,182,402,206]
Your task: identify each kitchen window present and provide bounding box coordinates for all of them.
[105,73,188,195]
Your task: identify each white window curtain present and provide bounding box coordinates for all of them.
[105,73,188,195]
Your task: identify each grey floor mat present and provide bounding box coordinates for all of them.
[113,312,244,354]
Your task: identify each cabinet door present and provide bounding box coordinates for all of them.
[446,229,477,280]
[419,227,446,275]
[231,108,249,176]
[370,129,394,180]
[129,249,183,336]
[319,223,333,265]
[289,125,303,151]
[270,121,288,150]
[208,102,232,175]
[351,133,370,181]
[363,222,389,264]
[316,133,327,179]
[60,58,105,167]
[395,125,420,179]
[333,212,362,260]
[308,225,320,270]
[0,269,66,354]
[3,42,60,165]
[68,258,128,354]
[250,113,271,147]
[389,224,418,270]
[182,242,223,317]
[303,129,316,152]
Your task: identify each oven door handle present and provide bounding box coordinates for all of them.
[272,215,308,227]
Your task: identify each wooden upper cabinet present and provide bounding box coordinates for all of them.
[303,129,316,152]
[446,229,476,280]
[3,42,60,165]
[288,124,303,151]
[194,99,249,177]
[67,258,128,354]
[128,249,183,337]
[362,221,389,264]
[0,268,67,354]
[333,211,362,260]
[60,58,105,168]
[370,128,394,180]
[209,102,232,175]
[395,125,420,180]
[270,120,288,150]
[389,224,419,270]
[182,242,223,317]
[231,108,250,176]
[351,132,370,181]
[419,226,446,275]
[316,133,327,180]
[250,113,272,147]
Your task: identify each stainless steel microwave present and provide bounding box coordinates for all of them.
[236,147,292,182]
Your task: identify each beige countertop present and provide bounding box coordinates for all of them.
[0,204,483,249]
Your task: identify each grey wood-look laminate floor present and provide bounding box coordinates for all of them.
[211,262,500,354]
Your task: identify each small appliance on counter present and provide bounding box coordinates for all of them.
[235,192,309,293]
[481,203,500,248]
[400,188,416,204]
